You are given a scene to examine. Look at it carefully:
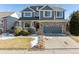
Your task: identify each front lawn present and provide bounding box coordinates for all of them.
[0,37,32,49]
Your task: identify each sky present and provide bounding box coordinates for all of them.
[0,4,79,19]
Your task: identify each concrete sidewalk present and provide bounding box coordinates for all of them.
[0,48,79,54]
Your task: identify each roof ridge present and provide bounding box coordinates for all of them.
[39,5,47,10]
[28,7,35,12]
[30,5,44,11]
[30,4,43,6]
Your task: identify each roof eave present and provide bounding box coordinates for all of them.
[21,7,36,12]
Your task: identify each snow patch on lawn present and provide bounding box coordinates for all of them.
[0,36,15,40]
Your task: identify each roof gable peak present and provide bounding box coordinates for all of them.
[39,5,52,10]
[22,7,35,12]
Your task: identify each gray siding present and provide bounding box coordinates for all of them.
[5,16,18,30]
[39,11,64,20]
[21,10,64,20]
[39,11,54,20]
[20,12,39,20]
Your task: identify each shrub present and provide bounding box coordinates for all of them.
[19,30,30,36]
[69,11,79,36]
[27,27,36,34]
[14,28,31,36]
[14,28,22,36]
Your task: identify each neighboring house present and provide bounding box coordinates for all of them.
[0,12,18,33]
[0,12,13,33]
[15,5,68,35]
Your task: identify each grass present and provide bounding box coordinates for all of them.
[0,37,32,49]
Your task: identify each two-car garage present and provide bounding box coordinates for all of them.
[43,26,63,36]
[41,22,67,36]
[43,26,62,33]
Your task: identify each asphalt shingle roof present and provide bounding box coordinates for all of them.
[22,5,65,12]
[22,7,33,12]
[30,5,43,11]
[52,7,65,11]
[40,5,53,10]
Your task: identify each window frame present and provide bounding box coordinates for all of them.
[43,11,52,18]
[56,11,63,18]
[23,12,32,17]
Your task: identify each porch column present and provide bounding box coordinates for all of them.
[30,21,33,27]
[23,22,25,29]
[19,21,22,29]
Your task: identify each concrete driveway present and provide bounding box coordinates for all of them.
[45,36,79,49]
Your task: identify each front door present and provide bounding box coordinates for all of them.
[33,21,39,31]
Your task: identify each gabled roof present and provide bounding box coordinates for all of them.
[39,5,52,10]
[22,7,35,12]
[52,7,65,11]
[30,5,43,11]
[21,5,65,12]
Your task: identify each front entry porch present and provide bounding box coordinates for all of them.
[15,21,40,34]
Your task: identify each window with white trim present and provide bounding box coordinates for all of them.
[24,12,32,17]
[56,12,63,18]
[43,11,52,18]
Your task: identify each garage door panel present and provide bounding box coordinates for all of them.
[43,26,62,34]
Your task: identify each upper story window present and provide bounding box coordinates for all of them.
[43,11,52,18]
[56,11,63,18]
[23,12,32,17]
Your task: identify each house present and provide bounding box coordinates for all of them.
[0,12,19,33]
[15,5,68,35]
[0,12,13,33]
